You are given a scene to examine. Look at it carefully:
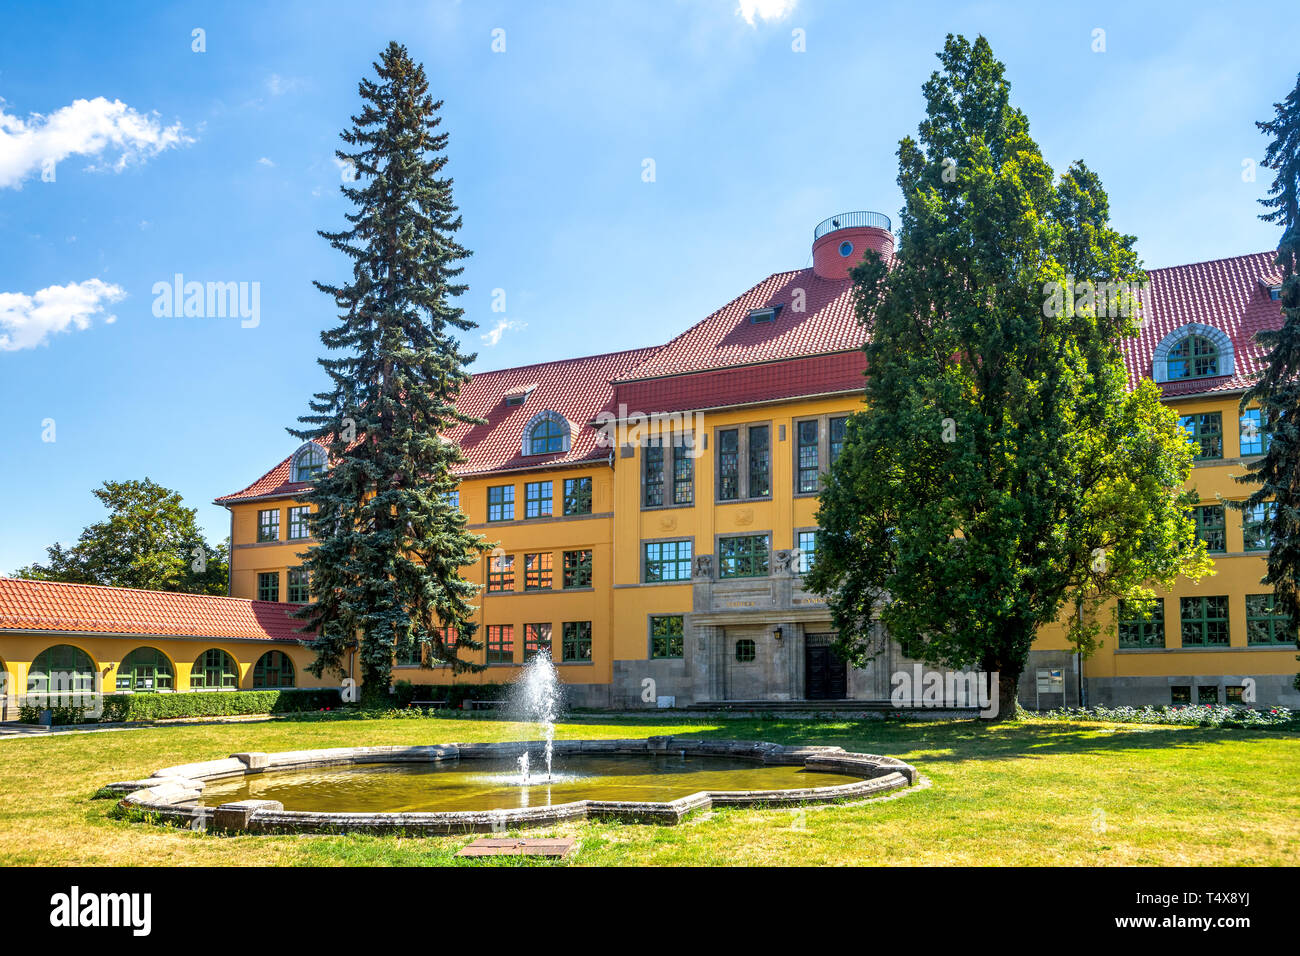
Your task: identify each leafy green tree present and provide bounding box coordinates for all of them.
[13,478,229,595]
[292,42,488,698]
[807,35,1213,718]
[1235,71,1300,689]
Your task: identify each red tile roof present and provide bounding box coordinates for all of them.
[220,249,1286,498]
[0,577,314,642]
[1130,251,1283,397]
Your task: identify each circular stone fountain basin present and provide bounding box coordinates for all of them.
[103,737,917,834]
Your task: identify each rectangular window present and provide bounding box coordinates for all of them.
[643,442,665,507]
[718,429,740,501]
[1243,501,1273,552]
[1171,685,1191,705]
[1246,593,1292,645]
[1117,598,1164,649]
[445,490,460,510]
[563,477,592,515]
[829,416,848,464]
[1179,412,1223,460]
[486,625,514,664]
[1180,595,1229,647]
[748,425,771,497]
[797,420,820,493]
[524,623,552,660]
[1239,409,1270,457]
[562,621,593,662]
[257,509,280,542]
[257,571,279,602]
[1198,685,1219,705]
[650,615,685,659]
[796,530,818,574]
[719,534,770,579]
[287,567,310,603]
[428,626,459,664]
[1226,685,1246,704]
[672,438,694,505]
[643,539,692,583]
[287,506,311,540]
[396,637,423,666]
[1192,504,1226,553]
[524,552,553,590]
[488,554,515,592]
[487,485,514,522]
[563,549,592,589]
[524,480,553,519]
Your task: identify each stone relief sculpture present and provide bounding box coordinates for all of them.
[693,554,713,579]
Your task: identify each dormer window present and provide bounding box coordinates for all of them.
[291,442,327,482]
[1269,286,1282,301]
[523,410,571,456]
[1151,323,1234,384]
[748,305,783,324]
[503,384,538,408]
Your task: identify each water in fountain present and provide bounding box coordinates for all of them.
[511,651,563,783]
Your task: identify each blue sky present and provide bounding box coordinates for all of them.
[0,0,1293,575]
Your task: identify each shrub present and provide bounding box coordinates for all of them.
[21,688,345,725]
[1042,703,1294,728]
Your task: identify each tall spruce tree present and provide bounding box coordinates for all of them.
[292,42,488,697]
[806,35,1213,718]
[1235,72,1300,690]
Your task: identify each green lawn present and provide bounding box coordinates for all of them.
[1,715,1296,866]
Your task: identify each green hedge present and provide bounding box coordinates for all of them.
[391,680,510,710]
[20,688,344,725]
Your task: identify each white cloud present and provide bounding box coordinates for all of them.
[257,156,275,167]
[0,96,192,188]
[480,318,526,347]
[736,0,798,26]
[0,279,126,351]
[266,74,304,96]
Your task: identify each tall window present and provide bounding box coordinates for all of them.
[718,429,740,501]
[643,442,665,507]
[257,509,280,542]
[191,649,238,689]
[672,438,694,505]
[488,554,515,592]
[524,480,553,519]
[1239,409,1270,456]
[1180,596,1229,647]
[257,571,280,602]
[748,425,771,497]
[252,651,295,688]
[719,535,770,578]
[116,647,173,691]
[524,623,552,660]
[1167,334,1220,380]
[445,490,460,510]
[1243,502,1274,552]
[486,625,514,664]
[528,417,565,455]
[525,552,553,590]
[562,621,593,662]
[293,443,327,482]
[1117,598,1164,649]
[287,568,310,603]
[27,645,95,695]
[1246,594,1292,645]
[650,615,684,659]
[1179,413,1223,460]
[287,506,311,539]
[564,477,592,515]
[797,420,820,493]
[1191,504,1226,553]
[796,530,818,574]
[644,539,692,582]
[829,416,848,464]
[563,549,592,588]
[487,485,514,522]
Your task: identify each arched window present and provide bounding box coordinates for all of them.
[28,645,96,694]
[191,649,239,689]
[1166,335,1219,380]
[292,442,327,482]
[1152,323,1233,384]
[116,647,174,691]
[523,411,571,456]
[252,651,295,688]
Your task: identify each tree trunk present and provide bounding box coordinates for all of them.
[985,667,1021,722]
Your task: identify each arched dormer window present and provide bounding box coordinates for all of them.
[291,442,327,483]
[523,411,571,456]
[1152,323,1234,384]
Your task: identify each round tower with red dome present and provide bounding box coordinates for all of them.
[811,211,894,279]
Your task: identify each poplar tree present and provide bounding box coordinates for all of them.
[292,42,488,697]
[1236,72,1300,689]
[807,36,1212,718]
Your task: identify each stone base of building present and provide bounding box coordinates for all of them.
[1084,672,1300,710]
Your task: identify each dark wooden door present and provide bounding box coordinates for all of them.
[805,635,847,700]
